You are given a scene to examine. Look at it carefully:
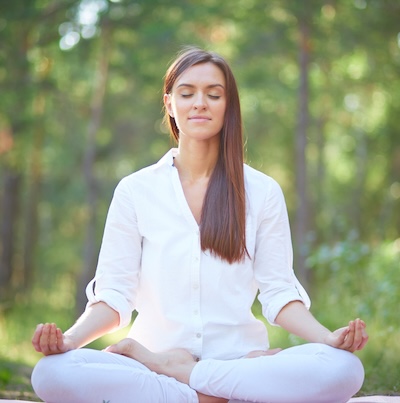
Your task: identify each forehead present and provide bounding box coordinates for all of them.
[174,62,226,88]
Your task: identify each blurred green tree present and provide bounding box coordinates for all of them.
[0,0,398,314]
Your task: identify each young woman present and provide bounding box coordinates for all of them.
[31,47,368,403]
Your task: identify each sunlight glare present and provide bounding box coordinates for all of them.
[78,0,108,26]
[59,31,80,51]
[344,93,360,112]
[393,238,400,254]
[389,182,400,200]
[353,0,367,10]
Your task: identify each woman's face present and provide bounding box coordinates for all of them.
[164,62,226,143]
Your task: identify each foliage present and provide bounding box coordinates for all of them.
[307,237,399,326]
[0,360,37,401]
[308,238,400,395]
[0,0,399,396]
[255,238,400,395]
[1,237,399,397]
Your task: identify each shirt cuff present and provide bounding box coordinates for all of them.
[85,278,133,330]
[263,279,311,326]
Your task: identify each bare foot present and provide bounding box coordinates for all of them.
[105,338,197,384]
[244,348,282,358]
[197,392,229,403]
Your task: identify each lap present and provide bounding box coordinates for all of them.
[37,347,150,372]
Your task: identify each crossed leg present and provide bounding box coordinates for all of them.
[32,340,364,403]
[106,339,365,403]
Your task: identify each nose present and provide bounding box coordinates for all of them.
[193,92,207,109]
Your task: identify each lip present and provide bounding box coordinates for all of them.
[189,115,211,121]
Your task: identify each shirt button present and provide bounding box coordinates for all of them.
[194,310,199,315]
[193,283,199,290]
[196,333,202,338]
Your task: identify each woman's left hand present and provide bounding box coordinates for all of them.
[325,318,368,352]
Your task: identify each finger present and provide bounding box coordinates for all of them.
[48,323,59,353]
[351,319,368,351]
[32,324,44,352]
[335,326,350,346]
[39,323,52,355]
[56,328,64,351]
[351,319,364,351]
[342,321,356,351]
[356,328,369,351]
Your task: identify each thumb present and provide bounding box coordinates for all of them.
[104,338,133,356]
[104,341,124,354]
[267,348,283,355]
[104,344,118,353]
[337,326,350,340]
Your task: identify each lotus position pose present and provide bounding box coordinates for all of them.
[31,47,368,403]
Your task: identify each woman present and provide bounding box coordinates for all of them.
[32,47,368,403]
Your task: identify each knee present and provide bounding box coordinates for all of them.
[31,355,62,400]
[31,352,77,402]
[337,350,365,393]
[321,345,365,399]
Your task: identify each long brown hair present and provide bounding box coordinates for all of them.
[163,47,248,264]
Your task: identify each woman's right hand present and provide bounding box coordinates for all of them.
[32,323,75,356]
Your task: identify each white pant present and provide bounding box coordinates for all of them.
[31,343,364,403]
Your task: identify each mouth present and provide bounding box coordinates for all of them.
[189,116,211,121]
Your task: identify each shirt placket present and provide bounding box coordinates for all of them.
[191,228,203,361]
[170,163,204,360]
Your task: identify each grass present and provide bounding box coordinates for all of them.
[0,280,131,401]
[1,239,399,400]
[1,298,399,400]
[0,360,38,401]
[252,301,400,397]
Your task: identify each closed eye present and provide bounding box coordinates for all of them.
[180,94,221,99]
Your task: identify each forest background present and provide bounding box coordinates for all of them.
[0,0,399,399]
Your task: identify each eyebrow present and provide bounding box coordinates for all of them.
[176,83,225,90]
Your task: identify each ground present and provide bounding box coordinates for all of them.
[1,362,399,402]
[0,363,39,402]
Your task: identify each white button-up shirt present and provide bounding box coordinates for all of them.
[86,149,310,360]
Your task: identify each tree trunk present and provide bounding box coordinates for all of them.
[75,22,111,316]
[315,115,327,241]
[351,129,368,237]
[0,168,21,302]
[294,17,311,288]
[23,97,45,291]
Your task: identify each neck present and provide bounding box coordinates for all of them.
[174,138,219,181]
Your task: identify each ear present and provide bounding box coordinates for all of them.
[163,93,174,117]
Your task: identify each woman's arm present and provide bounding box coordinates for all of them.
[275,300,368,352]
[32,301,119,356]
[33,179,142,356]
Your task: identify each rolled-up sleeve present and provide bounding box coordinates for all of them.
[253,179,310,326]
[86,177,142,330]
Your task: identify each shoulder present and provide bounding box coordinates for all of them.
[116,149,173,193]
[244,164,283,196]
[244,164,288,218]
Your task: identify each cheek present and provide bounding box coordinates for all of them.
[171,101,190,120]
[170,106,185,130]
[169,101,179,117]
[217,103,227,119]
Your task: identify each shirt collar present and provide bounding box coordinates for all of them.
[154,148,178,170]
